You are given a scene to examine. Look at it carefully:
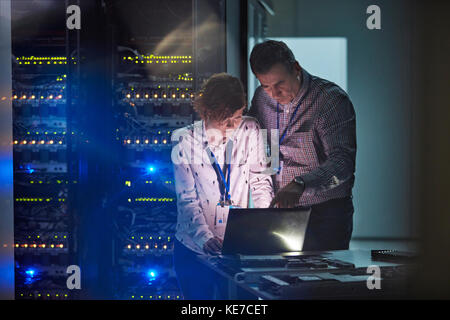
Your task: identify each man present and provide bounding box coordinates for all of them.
[248,40,357,251]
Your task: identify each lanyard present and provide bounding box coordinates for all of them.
[202,121,234,204]
[276,84,310,144]
[209,149,231,202]
[275,84,310,174]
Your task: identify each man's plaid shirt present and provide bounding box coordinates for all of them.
[248,68,356,206]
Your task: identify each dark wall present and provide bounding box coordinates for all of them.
[413,0,450,299]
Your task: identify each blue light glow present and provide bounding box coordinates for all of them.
[24,165,34,174]
[25,269,35,277]
[146,269,158,283]
[24,268,39,285]
[146,165,156,174]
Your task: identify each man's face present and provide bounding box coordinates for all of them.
[256,63,301,105]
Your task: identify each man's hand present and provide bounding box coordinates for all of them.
[203,236,223,255]
[270,180,305,208]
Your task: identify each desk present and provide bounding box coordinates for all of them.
[197,250,414,299]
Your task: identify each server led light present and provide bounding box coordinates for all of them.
[146,269,158,282]
[25,269,35,277]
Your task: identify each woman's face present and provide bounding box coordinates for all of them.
[205,106,246,138]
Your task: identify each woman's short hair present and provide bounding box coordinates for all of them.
[193,73,246,122]
[249,40,296,75]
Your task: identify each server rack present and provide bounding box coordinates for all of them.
[11,0,80,300]
[10,0,269,300]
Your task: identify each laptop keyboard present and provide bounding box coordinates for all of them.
[216,255,355,271]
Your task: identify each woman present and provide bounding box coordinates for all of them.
[171,73,273,299]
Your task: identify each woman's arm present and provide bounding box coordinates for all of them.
[247,120,274,208]
[172,132,214,250]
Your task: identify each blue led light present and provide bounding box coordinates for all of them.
[24,268,39,285]
[25,269,35,277]
[146,165,156,174]
[146,269,158,283]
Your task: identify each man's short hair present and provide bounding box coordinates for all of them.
[193,73,246,122]
[249,40,296,75]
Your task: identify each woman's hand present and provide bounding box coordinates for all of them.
[203,236,223,255]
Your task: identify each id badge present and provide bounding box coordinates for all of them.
[276,160,284,184]
[215,204,229,239]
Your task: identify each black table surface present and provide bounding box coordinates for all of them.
[197,249,413,299]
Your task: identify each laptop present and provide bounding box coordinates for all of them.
[221,207,311,255]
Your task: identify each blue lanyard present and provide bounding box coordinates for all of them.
[209,150,231,202]
[276,84,310,144]
[275,84,310,174]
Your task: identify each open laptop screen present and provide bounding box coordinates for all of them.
[221,207,311,255]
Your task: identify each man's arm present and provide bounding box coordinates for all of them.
[270,96,356,208]
[299,96,356,196]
